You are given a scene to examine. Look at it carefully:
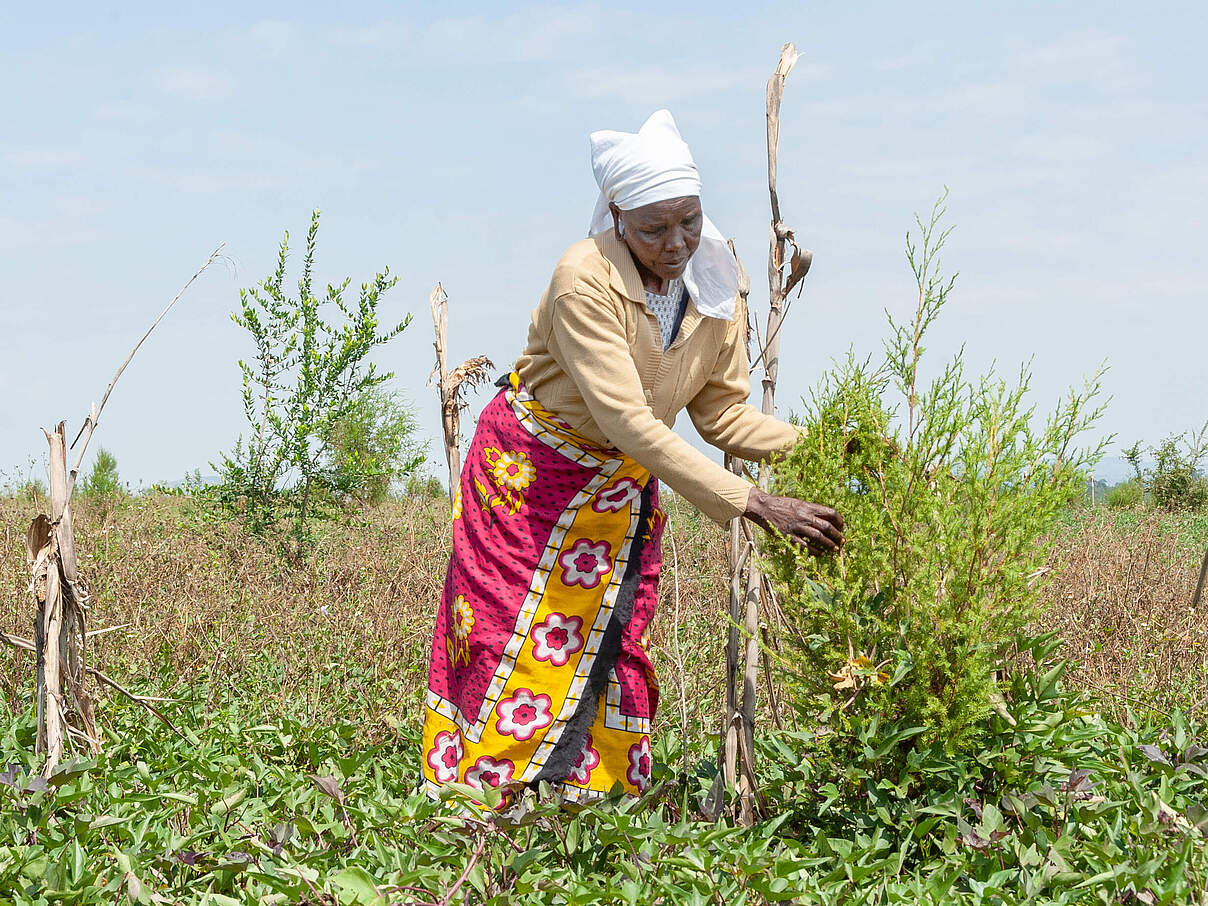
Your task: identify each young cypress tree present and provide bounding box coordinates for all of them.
[767,195,1107,753]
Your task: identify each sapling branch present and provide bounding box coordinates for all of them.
[68,244,226,498]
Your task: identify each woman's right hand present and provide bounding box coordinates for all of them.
[743,487,844,557]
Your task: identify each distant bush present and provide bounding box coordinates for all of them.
[11,479,48,506]
[0,458,48,506]
[80,447,121,495]
[79,447,124,519]
[1105,478,1143,509]
[142,470,207,498]
[323,386,426,505]
[767,196,1105,755]
[1123,425,1208,511]
[402,472,446,501]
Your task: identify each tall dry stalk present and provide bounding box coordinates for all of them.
[712,42,813,825]
[30,423,98,770]
[6,245,223,775]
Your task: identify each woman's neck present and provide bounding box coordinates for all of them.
[634,260,671,295]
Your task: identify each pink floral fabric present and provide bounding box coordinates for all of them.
[421,376,665,805]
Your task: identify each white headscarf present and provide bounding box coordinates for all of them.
[588,110,738,320]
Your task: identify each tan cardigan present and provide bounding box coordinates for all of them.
[515,231,801,524]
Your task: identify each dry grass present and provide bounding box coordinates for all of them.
[1042,507,1208,722]
[2,494,1204,749]
[0,494,450,734]
[0,492,734,750]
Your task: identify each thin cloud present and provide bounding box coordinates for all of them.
[238,20,297,60]
[1010,29,1139,90]
[331,5,607,63]
[875,28,1139,123]
[427,5,604,63]
[145,165,285,193]
[1139,160,1208,194]
[1009,133,1107,164]
[0,212,98,250]
[90,99,154,123]
[2,148,84,169]
[562,62,764,105]
[873,48,936,72]
[331,22,411,49]
[156,65,236,103]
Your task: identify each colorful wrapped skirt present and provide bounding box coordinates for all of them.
[421,374,664,805]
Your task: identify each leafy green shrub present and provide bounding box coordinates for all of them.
[1105,478,1143,509]
[323,386,426,505]
[766,196,1105,754]
[211,210,412,557]
[1124,426,1208,511]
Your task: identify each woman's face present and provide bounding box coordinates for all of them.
[611,196,703,289]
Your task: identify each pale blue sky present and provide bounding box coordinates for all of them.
[3,1,1205,487]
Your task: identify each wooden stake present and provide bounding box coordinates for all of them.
[30,423,101,774]
[716,41,811,826]
[430,284,456,507]
[429,283,493,508]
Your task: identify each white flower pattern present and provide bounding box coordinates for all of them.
[558,539,612,590]
[495,687,554,741]
[592,476,642,513]
[566,733,601,786]
[465,755,515,790]
[426,730,463,783]
[627,736,652,791]
[531,613,585,667]
[487,448,536,491]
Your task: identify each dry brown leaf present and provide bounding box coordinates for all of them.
[310,773,345,804]
[784,244,813,297]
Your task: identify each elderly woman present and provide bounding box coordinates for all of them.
[422,110,843,806]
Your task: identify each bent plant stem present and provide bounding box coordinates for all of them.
[25,245,222,775]
[67,244,226,496]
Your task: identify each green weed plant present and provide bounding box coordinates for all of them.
[1105,479,1143,509]
[79,448,124,521]
[766,196,1107,753]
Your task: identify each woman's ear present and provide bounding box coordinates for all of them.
[609,203,624,239]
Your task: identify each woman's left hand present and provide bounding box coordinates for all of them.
[743,488,845,557]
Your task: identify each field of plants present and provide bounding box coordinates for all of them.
[0,489,1205,905]
[2,199,1206,904]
